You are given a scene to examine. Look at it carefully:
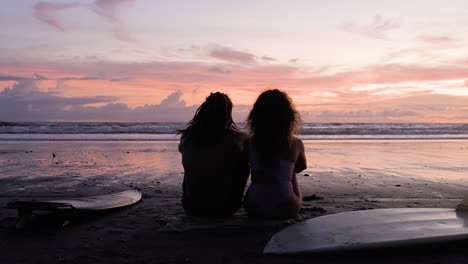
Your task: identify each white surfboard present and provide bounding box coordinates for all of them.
[6,189,142,212]
[264,208,468,254]
[5,189,142,228]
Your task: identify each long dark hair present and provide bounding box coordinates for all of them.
[178,92,237,142]
[246,89,301,164]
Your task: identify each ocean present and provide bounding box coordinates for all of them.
[2,121,467,196]
[1,122,468,141]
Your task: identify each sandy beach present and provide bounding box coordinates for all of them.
[2,139,468,263]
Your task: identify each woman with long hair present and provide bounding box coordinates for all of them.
[244,89,306,219]
[178,92,249,217]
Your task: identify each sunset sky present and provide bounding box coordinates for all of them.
[1,0,468,122]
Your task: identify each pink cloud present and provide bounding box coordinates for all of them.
[2,57,468,105]
[362,64,468,84]
[209,47,256,64]
[4,57,468,122]
[261,56,276,61]
[302,93,468,123]
[93,0,135,22]
[32,0,135,42]
[417,35,457,44]
[112,27,136,42]
[381,48,433,63]
[33,2,82,31]
[340,15,400,40]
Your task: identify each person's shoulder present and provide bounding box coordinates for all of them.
[229,129,249,141]
[178,133,189,152]
[179,133,191,143]
[291,136,304,150]
[292,136,303,145]
[226,129,249,151]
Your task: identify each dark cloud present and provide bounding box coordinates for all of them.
[0,73,104,82]
[0,79,119,121]
[0,79,197,122]
[33,73,48,80]
[0,75,29,81]
[261,56,276,61]
[209,47,256,64]
[207,66,231,74]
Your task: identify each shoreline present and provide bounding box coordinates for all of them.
[2,136,468,141]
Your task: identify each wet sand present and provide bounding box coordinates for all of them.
[1,140,468,263]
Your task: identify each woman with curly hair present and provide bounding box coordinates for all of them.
[244,89,306,219]
[178,92,249,217]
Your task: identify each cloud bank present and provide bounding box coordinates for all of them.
[0,78,197,122]
[2,76,468,122]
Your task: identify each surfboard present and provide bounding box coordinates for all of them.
[264,208,468,254]
[5,189,142,228]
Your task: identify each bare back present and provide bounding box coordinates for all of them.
[179,129,250,216]
[245,136,306,219]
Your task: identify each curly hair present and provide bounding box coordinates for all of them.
[178,92,237,143]
[246,89,301,164]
